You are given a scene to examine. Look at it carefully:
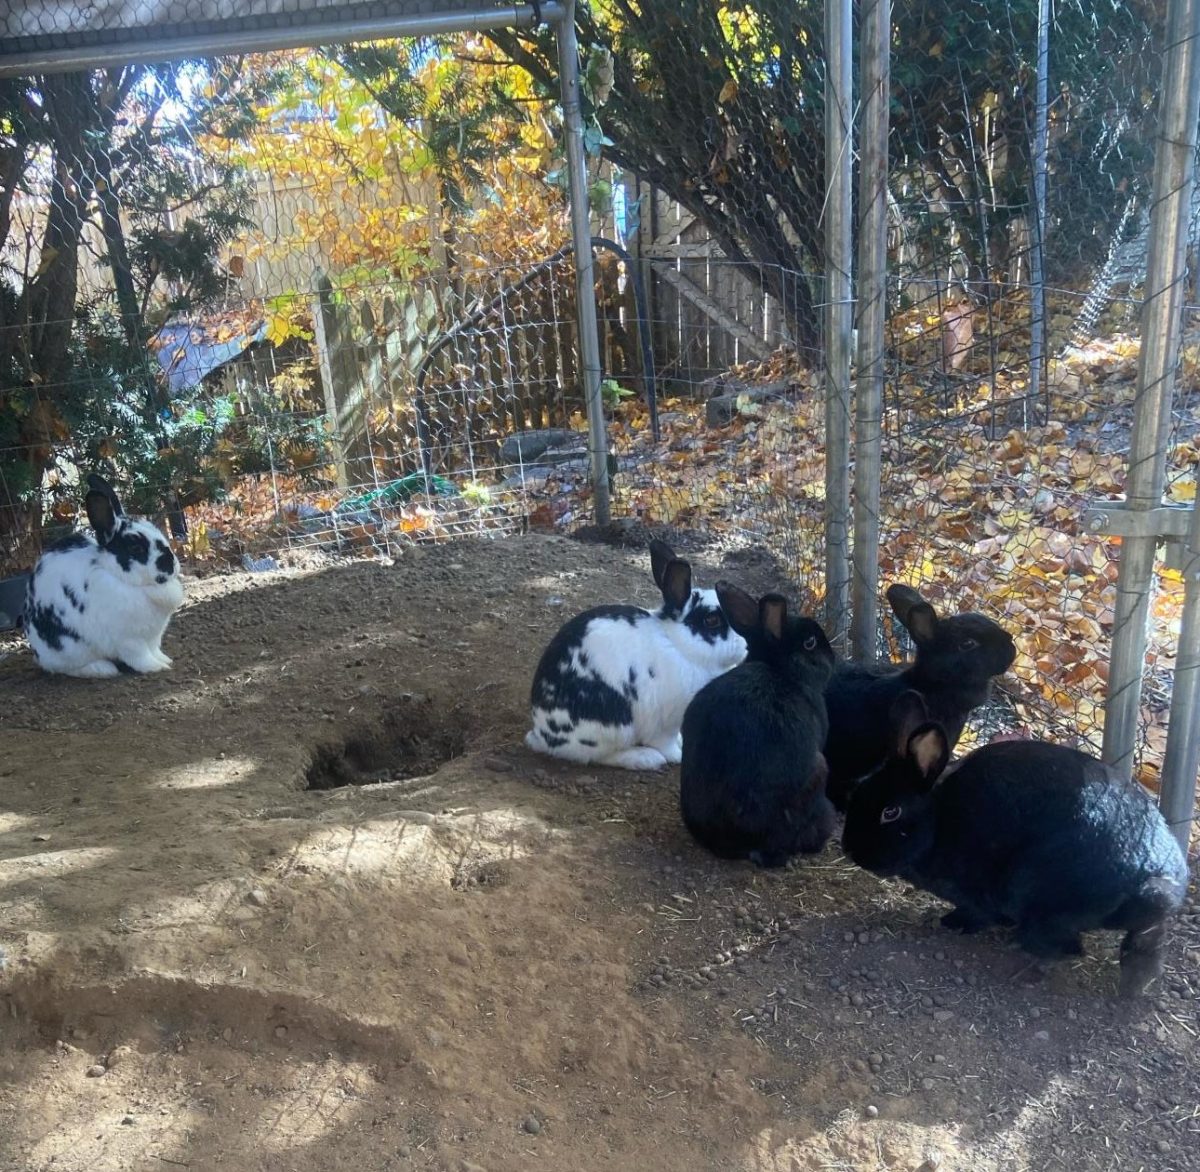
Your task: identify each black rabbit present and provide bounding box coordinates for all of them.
[680,583,836,868]
[842,692,1188,996]
[824,583,1015,810]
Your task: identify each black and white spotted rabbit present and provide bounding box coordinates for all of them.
[842,691,1189,996]
[525,540,746,770]
[25,474,185,678]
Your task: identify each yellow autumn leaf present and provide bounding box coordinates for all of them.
[1166,477,1196,503]
[718,79,738,104]
[265,312,293,347]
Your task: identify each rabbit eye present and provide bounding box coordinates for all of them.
[704,612,723,629]
[880,805,902,824]
[803,635,818,650]
[959,637,979,650]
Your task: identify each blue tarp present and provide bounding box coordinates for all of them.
[153,319,267,395]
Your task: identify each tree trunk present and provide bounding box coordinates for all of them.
[0,72,94,565]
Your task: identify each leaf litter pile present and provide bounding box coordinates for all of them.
[182,326,1200,806]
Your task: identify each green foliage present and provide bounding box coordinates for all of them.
[492,0,1163,326]
[601,377,635,408]
[330,40,527,212]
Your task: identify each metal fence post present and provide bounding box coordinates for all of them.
[824,0,853,652]
[1027,0,1051,422]
[555,0,611,527]
[1161,500,1200,850]
[1102,0,1200,780]
[850,0,889,660]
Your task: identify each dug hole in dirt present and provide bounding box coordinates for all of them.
[0,533,1197,1172]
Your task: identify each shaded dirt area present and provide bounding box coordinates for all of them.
[0,533,1197,1172]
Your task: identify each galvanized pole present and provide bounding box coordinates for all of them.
[824,0,854,653]
[1027,0,1051,422]
[1102,0,1200,779]
[0,3,568,76]
[851,0,889,660]
[556,0,611,526]
[1161,502,1200,850]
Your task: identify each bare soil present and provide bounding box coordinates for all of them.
[0,533,1197,1172]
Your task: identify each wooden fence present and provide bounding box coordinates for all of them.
[307,181,804,486]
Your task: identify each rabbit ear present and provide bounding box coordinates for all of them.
[716,581,760,638]
[86,474,125,517]
[649,539,678,590]
[887,584,938,644]
[758,594,788,642]
[659,557,692,612]
[888,690,930,757]
[906,723,950,789]
[85,489,118,544]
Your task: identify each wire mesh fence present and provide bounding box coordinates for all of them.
[0,1,1196,806]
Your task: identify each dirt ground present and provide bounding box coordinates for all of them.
[0,532,1197,1172]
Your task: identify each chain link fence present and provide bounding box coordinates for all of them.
[1,1,1197,813]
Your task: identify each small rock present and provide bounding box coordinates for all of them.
[1034,1030,1051,1042]
[221,1027,233,1043]
[868,1051,884,1066]
[245,889,268,907]
[921,1077,936,1091]
[120,1115,135,1126]
[857,931,870,945]
[484,757,514,773]
[86,1064,106,1078]
[105,1045,132,1070]
[522,1115,542,1135]
[843,931,855,943]
[932,1010,954,1022]
[274,1025,288,1039]
[864,1104,879,1119]
[32,833,50,842]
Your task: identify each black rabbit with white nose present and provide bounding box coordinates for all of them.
[842,692,1188,996]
